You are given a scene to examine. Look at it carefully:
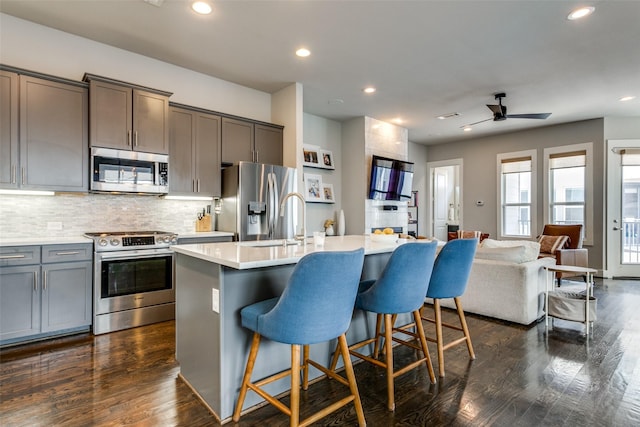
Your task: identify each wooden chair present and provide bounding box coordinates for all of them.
[331,242,438,411]
[233,249,366,427]
[421,239,477,377]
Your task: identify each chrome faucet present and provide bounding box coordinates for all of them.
[280,192,306,245]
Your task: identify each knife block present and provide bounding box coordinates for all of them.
[195,215,212,232]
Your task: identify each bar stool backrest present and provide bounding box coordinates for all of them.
[426,239,477,299]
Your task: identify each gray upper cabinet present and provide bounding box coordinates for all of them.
[170,106,221,196]
[254,123,283,166]
[19,76,89,191]
[221,117,283,166]
[0,70,19,188]
[221,117,254,165]
[1,70,88,192]
[87,75,171,154]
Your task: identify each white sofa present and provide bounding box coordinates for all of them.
[432,240,557,325]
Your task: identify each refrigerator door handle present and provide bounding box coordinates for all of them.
[272,173,280,225]
[267,172,276,238]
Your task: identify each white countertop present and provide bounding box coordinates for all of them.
[172,235,415,270]
[0,235,93,247]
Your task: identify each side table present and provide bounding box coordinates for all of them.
[544,265,598,336]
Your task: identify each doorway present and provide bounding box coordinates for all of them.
[427,159,462,241]
[606,139,640,278]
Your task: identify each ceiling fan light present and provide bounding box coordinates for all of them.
[295,48,311,57]
[567,6,595,20]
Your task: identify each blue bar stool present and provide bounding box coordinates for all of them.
[232,248,366,427]
[332,242,438,411]
[421,238,477,377]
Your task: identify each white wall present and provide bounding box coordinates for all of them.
[0,13,272,121]
[302,113,342,233]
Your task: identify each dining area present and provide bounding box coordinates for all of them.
[172,235,478,425]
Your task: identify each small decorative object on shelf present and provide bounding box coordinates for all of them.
[338,209,345,236]
[324,219,335,236]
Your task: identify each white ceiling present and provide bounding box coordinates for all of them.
[1,0,639,145]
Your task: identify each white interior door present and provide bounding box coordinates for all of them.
[428,159,462,241]
[606,139,640,278]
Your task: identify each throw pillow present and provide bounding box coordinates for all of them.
[475,246,528,263]
[480,238,540,262]
[538,235,569,254]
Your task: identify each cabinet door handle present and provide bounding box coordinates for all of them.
[33,271,38,292]
[55,251,80,256]
[127,130,132,146]
[11,164,16,184]
[21,167,26,184]
[197,179,200,192]
[134,131,138,147]
[255,151,259,163]
[0,254,26,259]
[43,271,47,291]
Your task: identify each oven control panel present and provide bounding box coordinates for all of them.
[87,232,178,252]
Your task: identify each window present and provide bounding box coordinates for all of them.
[544,143,593,244]
[498,150,536,238]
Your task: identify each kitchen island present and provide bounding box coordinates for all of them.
[172,235,407,423]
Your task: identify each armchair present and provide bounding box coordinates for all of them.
[539,224,589,285]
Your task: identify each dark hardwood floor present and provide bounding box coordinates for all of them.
[2,278,640,426]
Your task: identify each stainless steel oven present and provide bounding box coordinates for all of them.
[85,231,177,335]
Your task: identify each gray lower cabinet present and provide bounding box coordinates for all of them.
[0,243,93,346]
[170,106,221,196]
[0,69,88,192]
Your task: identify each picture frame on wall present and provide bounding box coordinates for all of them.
[322,183,335,203]
[302,145,335,170]
[303,146,320,167]
[320,150,335,170]
[304,173,323,202]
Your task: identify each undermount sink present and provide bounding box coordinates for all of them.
[238,239,301,248]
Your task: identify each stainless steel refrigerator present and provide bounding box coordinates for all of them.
[218,162,298,241]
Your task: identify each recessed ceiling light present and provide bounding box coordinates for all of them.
[462,126,473,132]
[295,48,311,57]
[392,118,403,124]
[191,1,212,15]
[363,87,376,94]
[620,96,636,102]
[567,6,595,20]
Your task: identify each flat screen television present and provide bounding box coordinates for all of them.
[368,155,414,201]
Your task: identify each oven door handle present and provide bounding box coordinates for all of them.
[96,249,174,261]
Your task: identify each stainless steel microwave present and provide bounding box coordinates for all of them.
[90,147,169,194]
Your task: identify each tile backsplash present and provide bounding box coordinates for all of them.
[0,193,213,238]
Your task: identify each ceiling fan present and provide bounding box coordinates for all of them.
[464,93,551,128]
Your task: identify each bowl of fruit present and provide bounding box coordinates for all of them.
[370,228,398,243]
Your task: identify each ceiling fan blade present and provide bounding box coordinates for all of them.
[486,104,501,114]
[461,118,493,128]
[505,113,551,120]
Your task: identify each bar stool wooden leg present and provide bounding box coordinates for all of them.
[373,313,383,358]
[233,332,261,422]
[454,297,475,359]
[290,344,301,427]
[384,314,395,411]
[434,299,445,377]
[302,344,310,390]
[338,334,367,427]
[412,309,436,383]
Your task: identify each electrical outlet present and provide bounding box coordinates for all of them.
[211,288,220,313]
[47,222,63,230]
